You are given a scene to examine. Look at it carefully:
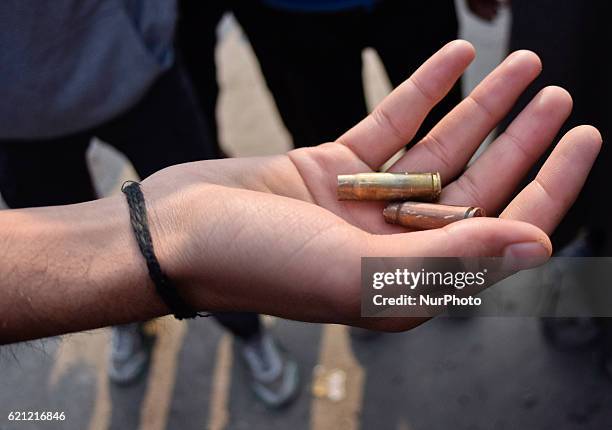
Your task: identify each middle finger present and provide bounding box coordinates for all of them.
[441,85,573,213]
[390,50,542,181]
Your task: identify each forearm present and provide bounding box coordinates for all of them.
[0,196,168,344]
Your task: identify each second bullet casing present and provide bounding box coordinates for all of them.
[337,172,441,201]
[383,202,486,230]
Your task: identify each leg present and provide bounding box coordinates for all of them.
[0,135,95,208]
[506,1,612,373]
[213,312,261,341]
[233,2,368,147]
[176,0,226,152]
[370,0,462,145]
[505,0,612,253]
[97,64,220,176]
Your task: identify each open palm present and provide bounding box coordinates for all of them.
[146,41,600,330]
[286,40,597,237]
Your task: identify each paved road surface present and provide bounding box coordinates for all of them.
[3,4,612,430]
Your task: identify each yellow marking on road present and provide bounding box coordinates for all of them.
[139,317,187,430]
[310,325,365,430]
[207,334,233,430]
[48,329,111,430]
[397,417,414,430]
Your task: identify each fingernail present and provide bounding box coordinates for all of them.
[502,242,550,271]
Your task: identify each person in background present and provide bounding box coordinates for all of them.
[179,0,460,150]
[0,0,298,408]
[178,0,504,151]
[499,0,612,378]
[176,0,228,156]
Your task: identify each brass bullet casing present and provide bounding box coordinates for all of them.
[383,202,486,230]
[337,172,441,201]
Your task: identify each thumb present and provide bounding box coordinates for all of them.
[368,217,552,271]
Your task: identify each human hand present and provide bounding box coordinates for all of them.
[142,41,601,331]
[466,0,504,21]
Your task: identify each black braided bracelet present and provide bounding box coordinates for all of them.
[121,181,207,320]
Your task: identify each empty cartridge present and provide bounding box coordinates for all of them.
[383,202,485,230]
[337,172,441,201]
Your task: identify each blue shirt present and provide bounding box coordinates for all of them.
[0,0,176,139]
[263,0,376,12]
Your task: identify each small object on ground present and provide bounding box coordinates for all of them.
[312,365,347,402]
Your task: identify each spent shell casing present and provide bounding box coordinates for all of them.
[383,202,485,230]
[337,172,441,201]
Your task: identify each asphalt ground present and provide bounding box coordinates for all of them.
[3,3,612,429]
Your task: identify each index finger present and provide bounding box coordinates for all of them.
[337,40,475,170]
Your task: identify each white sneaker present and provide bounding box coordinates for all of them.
[108,323,153,385]
[240,332,299,408]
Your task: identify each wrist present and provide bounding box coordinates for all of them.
[123,181,205,319]
[84,194,171,320]
[137,179,244,313]
[136,182,194,297]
